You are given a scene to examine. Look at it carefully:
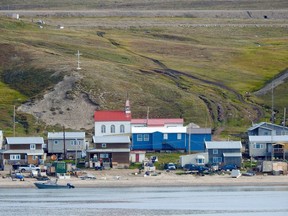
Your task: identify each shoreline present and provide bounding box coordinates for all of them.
[1,169,288,189]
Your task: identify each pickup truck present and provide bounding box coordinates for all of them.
[18,164,40,172]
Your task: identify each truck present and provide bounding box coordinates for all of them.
[18,164,40,173]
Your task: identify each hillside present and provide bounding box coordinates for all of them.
[0,0,287,137]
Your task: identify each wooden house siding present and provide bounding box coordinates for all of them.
[8,144,42,150]
[112,152,130,164]
[206,143,242,167]
[224,157,242,166]
[132,129,211,152]
[48,138,86,154]
[95,143,129,149]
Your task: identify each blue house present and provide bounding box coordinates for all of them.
[131,126,211,152]
[204,141,242,167]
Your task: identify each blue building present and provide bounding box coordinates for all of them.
[204,141,242,167]
[131,126,211,152]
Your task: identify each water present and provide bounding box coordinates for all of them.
[0,186,287,216]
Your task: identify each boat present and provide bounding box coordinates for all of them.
[231,169,242,178]
[34,179,75,189]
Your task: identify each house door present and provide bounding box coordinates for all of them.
[267,144,272,153]
[136,154,140,162]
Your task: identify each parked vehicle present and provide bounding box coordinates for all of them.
[10,172,25,181]
[183,164,209,173]
[242,170,256,176]
[164,163,176,170]
[18,164,40,173]
[220,164,238,171]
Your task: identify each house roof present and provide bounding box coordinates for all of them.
[131,118,183,126]
[48,132,85,139]
[132,126,187,134]
[94,111,131,121]
[248,122,288,131]
[6,137,44,144]
[187,128,211,134]
[249,135,288,142]
[205,141,242,149]
[93,135,130,143]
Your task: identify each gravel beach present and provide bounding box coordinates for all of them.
[1,169,287,189]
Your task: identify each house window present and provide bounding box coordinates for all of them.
[144,134,149,141]
[196,158,204,164]
[177,133,182,140]
[120,125,125,133]
[253,144,265,149]
[32,155,38,160]
[137,134,143,141]
[71,140,80,145]
[53,140,59,145]
[213,149,218,154]
[30,144,36,150]
[110,125,115,133]
[163,133,168,140]
[10,154,20,160]
[212,157,222,163]
[102,143,107,148]
[101,125,106,133]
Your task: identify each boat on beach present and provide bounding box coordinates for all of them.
[34,179,75,189]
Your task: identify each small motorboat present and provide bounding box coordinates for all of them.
[34,179,75,189]
[231,169,242,178]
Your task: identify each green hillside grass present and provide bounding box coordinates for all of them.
[0,0,287,10]
[0,9,287,137]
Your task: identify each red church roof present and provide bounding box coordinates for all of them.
[94,111,131,121]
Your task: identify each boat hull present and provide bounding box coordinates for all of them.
[34,182,74,189]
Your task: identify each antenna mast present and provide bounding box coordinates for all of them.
[271,81,274,124]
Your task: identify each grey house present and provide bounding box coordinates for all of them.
[47,132,87,160]
[248,122,288,136]
[249,135,288,160]
[204,141,242,167]
[247,122,288,160]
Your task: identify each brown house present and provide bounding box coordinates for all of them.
[87,135,130,169]
[2,137,45,166]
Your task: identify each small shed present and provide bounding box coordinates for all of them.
[53,161,66,174]
[179,152,208,167]
[130,151,146,163]
[12,14,19,20]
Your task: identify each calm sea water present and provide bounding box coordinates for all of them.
[0,186,287,216]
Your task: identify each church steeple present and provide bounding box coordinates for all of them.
[125,99,131,115]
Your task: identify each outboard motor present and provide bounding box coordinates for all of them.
[67,183,75,189]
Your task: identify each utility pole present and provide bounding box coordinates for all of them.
[63,126,66,160]
[13,105,16,136]
[283,108,286,127]
[75,139,78,167]
[271,81,274,124]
